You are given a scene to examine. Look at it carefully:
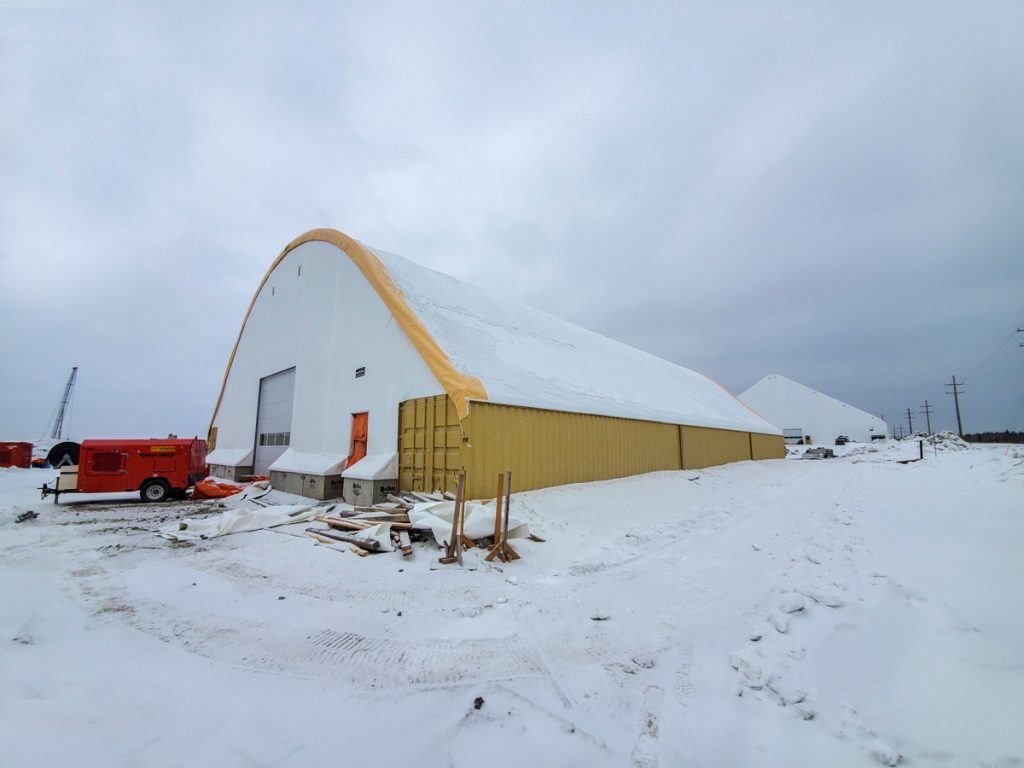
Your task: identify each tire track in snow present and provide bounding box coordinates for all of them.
[68,563,544,689]
[200,554,491,612]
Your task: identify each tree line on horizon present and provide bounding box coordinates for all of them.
[963,431,1024,444]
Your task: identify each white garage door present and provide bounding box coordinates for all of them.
[254,367,295,475]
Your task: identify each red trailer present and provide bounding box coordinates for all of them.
[41,438,207,503]
[0,442,33,468]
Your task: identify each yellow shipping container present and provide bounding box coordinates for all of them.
[680,425,752,470]
[398,396,785,499]
[751,431,786,460]
[459,402,681,499]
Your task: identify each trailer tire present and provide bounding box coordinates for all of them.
[140,479,170,503]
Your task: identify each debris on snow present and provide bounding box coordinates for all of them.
[867,739,901,766]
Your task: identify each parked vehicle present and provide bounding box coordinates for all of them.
[40,438,207,503]
[835,435,850,446]
[804,447,836,459]
[0,442,33,468]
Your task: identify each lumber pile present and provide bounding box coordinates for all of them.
[303,491,433,557]
[303,485,542,563]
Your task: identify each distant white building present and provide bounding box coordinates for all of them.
[739,375,888,444]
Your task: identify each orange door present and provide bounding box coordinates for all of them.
[346,412,368,469]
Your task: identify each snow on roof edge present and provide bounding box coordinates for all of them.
[369,245,781,437]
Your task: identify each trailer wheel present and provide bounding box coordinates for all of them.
[140,479,170,503]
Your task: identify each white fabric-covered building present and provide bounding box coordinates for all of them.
[739,374,887,444]
[206,228,782,499]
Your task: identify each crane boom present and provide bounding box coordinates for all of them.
[49,366,78,440]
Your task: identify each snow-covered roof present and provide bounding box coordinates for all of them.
[209,229,780,438]
[369,245,778,435]
[739,375,887,443]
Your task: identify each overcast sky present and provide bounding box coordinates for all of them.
[2,1,1022,443]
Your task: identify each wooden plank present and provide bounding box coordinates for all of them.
[305,527,380,552]
[304,530,342,546]
[356,519,414,529]
[398,529,412,557]
[493,473,505,541]
[316,515,373,530]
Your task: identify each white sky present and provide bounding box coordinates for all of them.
[1,0,1022,440]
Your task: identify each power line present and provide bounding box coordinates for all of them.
[969,330,1018,374]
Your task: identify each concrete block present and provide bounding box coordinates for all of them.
[343,477,398,506]
[210,464,253,482]
[269,470,345,501]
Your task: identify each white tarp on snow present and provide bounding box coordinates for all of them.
[156,505,316,541]
[408,500,530,545]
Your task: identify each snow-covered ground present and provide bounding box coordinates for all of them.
[2,441,1022,767]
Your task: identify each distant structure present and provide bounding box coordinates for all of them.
[47,366,79,441]
[739,374,887,445]
[206,228,784,500]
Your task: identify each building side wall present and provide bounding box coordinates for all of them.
[751,432,786,461]
[457,402,682,498]
[680,425,752,470]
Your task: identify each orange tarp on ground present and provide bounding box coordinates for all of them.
[192,477,267,499]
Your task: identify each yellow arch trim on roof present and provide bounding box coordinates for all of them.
[209,228,488,433]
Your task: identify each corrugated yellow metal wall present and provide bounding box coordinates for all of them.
[459,402,681,498]
[750,432,786,460]
[680,425,752,470]
[398,395,462,492]
[397,396,782,498]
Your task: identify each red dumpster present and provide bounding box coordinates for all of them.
[0,442,33,468]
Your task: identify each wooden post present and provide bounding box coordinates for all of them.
[492,473,505,541]
[486,469,520,563]
[440,469,466,565]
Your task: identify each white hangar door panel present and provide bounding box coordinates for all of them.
[254,367,295,476]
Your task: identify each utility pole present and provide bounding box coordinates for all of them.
[945,375,965,437]
[920,400,934,434]
[905,407,914,436]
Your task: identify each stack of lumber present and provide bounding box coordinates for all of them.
[303,494,435,557]
[303,490,544,561]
